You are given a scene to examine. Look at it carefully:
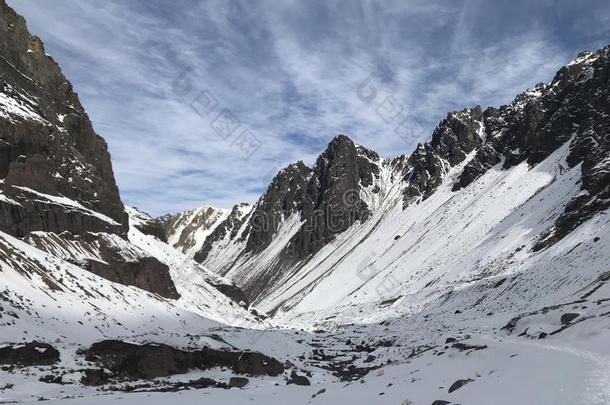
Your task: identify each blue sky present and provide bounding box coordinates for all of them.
[8,0,610,216]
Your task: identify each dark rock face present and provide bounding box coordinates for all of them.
[0,187,124,238]
[401,107,484,205]
[81,340,284,383]
[85,256,178,300]
[400,143,445,204]
[0,342,60,366]
[452,142,501,191]
[131,211,167,242]
[431,106,483,166]
[287,135,373,258]
[0,1,127,235]
[198,137,378,267]
[533,54,610,248]
[244,161,312,254]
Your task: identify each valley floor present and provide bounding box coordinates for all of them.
[3,331,609,405]
[2,288,609,405]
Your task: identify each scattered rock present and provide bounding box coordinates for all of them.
[560,313,580,325]
[448,378,473,393]
[452,342,487,352]
[445,337,456,344]
[118,377,227,392]
[81,369,111,386]
[493,278,507,288]
[312,388,326,398]
[39,375,64,384]
[228,377,249,388]
[287,370,311,386]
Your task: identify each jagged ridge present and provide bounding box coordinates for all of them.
[167,44,610,308]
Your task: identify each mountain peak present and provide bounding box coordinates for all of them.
[327,133,355,148]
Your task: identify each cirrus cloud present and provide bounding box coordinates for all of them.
[7,0,610,216]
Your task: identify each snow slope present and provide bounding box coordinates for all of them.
[192,133,606,330]
[265,139,586,317]
[126,207,259,326]
[0,230,220,345]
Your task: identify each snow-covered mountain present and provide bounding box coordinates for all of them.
[1,0,609,403]
[161,205,231,257]
[167,45,610,321]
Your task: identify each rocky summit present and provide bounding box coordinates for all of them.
[1,1,609,404]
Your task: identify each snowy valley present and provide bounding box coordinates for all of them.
[0,1,609,404]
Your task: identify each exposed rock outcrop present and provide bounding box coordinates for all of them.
[81,340,284,383]
[129,208,167,242]
[0,342,60,366]
[25,231,179,299]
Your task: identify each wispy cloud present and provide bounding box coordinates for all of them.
[7,0,610,215]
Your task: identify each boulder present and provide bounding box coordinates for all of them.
[448,378,473,393]
[81,340,284,384]
[228,377,249,388]
[0,342,59,366]
[560,313,580,325]
[287,370,311,386]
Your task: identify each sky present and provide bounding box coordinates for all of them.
[7,0,610,216]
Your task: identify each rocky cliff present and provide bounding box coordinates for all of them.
[0,0,178,298]
[0,1,126,235]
